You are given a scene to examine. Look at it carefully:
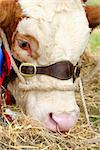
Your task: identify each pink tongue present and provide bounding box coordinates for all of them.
[52,113,76,131]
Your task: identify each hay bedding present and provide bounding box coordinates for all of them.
[0,51,100,150]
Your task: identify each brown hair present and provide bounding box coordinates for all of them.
[85,6,100,29]
[0,0,22,45]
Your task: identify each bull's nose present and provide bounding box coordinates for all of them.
[45,111,79,132]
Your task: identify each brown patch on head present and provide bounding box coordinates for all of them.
[0,0,23,45]
[85,6,100,29]
[82,0,87,2]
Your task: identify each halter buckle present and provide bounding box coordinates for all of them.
[19,63,37,77]
[74,65,81,79]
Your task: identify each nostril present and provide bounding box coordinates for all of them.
[44,112,58,132]
[49,112,53,119]
[49,112,57,124]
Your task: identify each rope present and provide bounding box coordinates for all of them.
[0,28,25,84]
[79,78,91,128]
[19,81,75,91]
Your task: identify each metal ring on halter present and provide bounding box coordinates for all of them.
[74,65,81,79]
[19,63,37,77]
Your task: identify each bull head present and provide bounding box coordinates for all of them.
[0,0,100,132]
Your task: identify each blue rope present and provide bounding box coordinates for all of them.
[0,43,4,76]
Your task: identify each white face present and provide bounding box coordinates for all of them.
[11,0,91,132]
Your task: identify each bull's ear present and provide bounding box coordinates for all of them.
[85,6,100,29]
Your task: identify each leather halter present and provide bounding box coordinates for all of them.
[18,60,80,81]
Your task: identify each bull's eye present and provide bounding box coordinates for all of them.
[18,40,30,50]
